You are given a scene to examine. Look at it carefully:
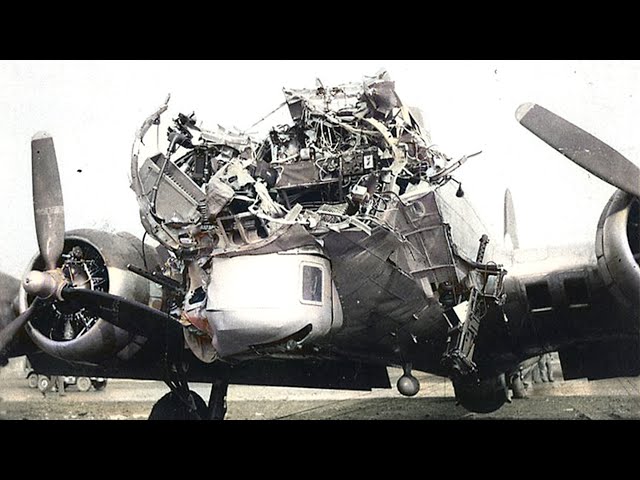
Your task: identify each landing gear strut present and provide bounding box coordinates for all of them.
[207,379,229,420]
[149,361,230,420]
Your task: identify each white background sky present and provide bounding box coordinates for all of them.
[0,60,638,278]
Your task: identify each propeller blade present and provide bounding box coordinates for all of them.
[31,132,65,271]
[516,103,640,198]
[503,188,519,250]
[61,287,180,337]
[0,301,38,354]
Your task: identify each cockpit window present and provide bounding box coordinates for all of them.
[302,265,323,304]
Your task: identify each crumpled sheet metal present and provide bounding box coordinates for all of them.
[131,71,458,262]
[206,175,235,218]
[128,72,474,351]
[322,226,432,347]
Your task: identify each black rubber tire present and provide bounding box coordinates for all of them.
[453,373,509,414]
[92,379,108,391]
[148,391,208,420]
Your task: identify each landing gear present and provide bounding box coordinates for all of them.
[453,373,510,413]
[92,379,108,391]
[207,379,229,420]
[148,382,230,420]
[149,390,208,420]
[149,360,230,420]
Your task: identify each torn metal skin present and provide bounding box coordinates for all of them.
[129,70,495,370]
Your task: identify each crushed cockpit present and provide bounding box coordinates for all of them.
[131,71,473,257]
[128,70,486,361]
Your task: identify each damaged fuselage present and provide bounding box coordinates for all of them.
[127,71,502,377]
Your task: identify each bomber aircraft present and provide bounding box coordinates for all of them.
[0,71,637,419]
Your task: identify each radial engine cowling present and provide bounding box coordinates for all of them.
[18,229,162,364]
[596,190,640,309]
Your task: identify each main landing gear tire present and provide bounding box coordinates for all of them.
[453,373,509,414]
[92,379,107,391]
[148,391,208,420]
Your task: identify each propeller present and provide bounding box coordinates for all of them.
[0,132,65,352]
[0,130,174,354]
[0,301,39,354]
[61,287,179,337]
[516,103,640,198]
[31,132,65,271]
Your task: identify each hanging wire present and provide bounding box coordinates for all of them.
[242,101,287,134]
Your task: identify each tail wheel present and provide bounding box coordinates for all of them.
[76,376,92,392]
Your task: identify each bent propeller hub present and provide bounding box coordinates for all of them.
[23,270,66,300]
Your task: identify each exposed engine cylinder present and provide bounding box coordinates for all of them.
[18,229,160,364]
[596,190,640,309]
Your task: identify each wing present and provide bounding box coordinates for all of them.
[480,104,640,381]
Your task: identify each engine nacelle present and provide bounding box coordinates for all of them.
[596,190,640,310]
[18,229,161,365]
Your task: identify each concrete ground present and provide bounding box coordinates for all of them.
[1,357,640,420]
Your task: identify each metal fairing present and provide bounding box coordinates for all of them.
[205,251,334,357]
[322,223,450,373]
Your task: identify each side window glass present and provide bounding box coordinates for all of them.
[302,265,323,303]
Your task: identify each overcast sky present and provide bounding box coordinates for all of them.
[0,60,638,278]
